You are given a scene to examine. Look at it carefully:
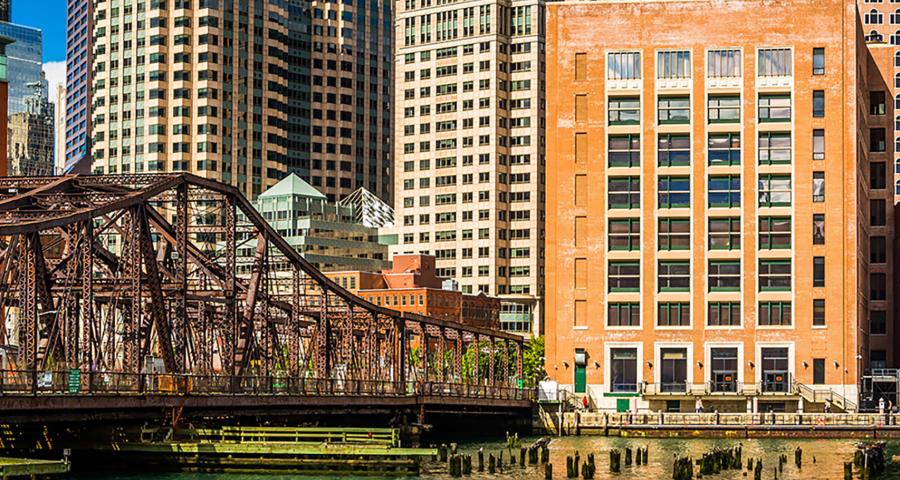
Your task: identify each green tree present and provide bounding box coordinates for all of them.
[522,336,547,387]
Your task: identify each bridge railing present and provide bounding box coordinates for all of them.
[0,369,535,401]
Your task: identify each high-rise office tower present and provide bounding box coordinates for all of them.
[54,83,66,174]
[88,0,392,201]
[303,0,393,202]
[64,0,92,173]
[8,80,54,176]
[0,21,44,115]
[545,0,892,412]
[391,0,546,336]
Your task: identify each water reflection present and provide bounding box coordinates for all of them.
[73,436,896,479]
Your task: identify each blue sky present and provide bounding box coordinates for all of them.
[13,1,67,101]
[13,1,67,62]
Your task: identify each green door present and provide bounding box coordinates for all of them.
[574,349,587,393]
[616,398,631,413]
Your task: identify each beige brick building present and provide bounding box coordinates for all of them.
[391,0,545,335]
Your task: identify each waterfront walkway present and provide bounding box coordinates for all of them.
[542,411,900,438]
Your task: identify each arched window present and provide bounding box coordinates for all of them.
[895,179,900,196]
[895,115,900,130]
[891,30,900,44]
[868,30,885,42]
[892,8,900,23]
[894,73,900,88]
[866,8,885,23]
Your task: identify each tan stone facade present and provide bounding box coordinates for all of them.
[391,0,545,335]
[546,0,888,412]
[90,0,290,199]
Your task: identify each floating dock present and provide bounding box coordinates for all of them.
[108,426,437,475]
[0,457,70,478]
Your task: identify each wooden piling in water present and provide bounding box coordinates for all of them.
[477,448,484,472]
[545,463,553,480]
[439,444,448,462]
[610,450,621,473]
[541,445,550,464]
[625,447,632,466]
[520,447,526,467]
[844,462,852,480]
[488,454,496,474]
[795,447,802,469]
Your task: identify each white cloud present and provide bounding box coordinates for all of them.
[43,61,66,105]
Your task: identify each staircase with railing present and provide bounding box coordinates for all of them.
[795,382,857,412]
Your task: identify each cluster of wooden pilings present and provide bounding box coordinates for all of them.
[674,446,804,480]
[562,446,648,477]
[853,442,886,479]
[439,441,551,478]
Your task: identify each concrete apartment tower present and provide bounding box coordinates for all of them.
[88,0,391,201]
[545,0,892,412]
[391,0,546,335]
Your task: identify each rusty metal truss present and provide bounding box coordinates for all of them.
[0,174,524,395]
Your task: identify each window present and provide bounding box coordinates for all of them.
[608,52,641,80]
[657,50,691,79]
[871,236,886,263]
[608,97,640,125]
[813,299,826,327]
[871,310,887,335]
[658,303,690,327]
[708,302,741,327]
[609,261,640,292]
[708,175,741,208]
[812,172,825,202]
[758,175,792,207]
[658,218,690,251]
[813,257,825,287]
[609,134,641,167]
[708,133,741,166]
[608,303,640,327]
[871,91,887,115]
[610,348,638,392]
[707,49,741,78]
[757,48,792,77]
[709,260,741,291]
[871,162,886,189]
[658,261,690,292]
[812,90,825,117]
[813,214,825,245]
[758,132,792,165]
[709,217,741,250]
[658,134,690,167]
[865,8,884,24]
[813,358,825,385]
[658,96,690,124]
[758,302,792,326]
[758,94,791,122]
[710,348,739,392]
[872,273,887,300]
[872,350,887,370]
[609,218,640,251]
[871,128,886,152]
[658,176,690,208]
[813,130,825,160]
[707,95,740,123]
[759,260,791,291]
[871,199,886,225]
[609,176,641,209]
[812,47,825,75]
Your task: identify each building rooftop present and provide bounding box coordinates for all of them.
[258,173,327,200]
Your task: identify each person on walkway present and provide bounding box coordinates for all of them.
[695,398,704,413]
[581,395,589,411]
[824,400,831,414]
[879,396,886,415]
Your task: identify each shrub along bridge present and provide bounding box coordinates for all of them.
[0,174,531,425]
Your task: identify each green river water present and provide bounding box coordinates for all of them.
[68,436,900,479]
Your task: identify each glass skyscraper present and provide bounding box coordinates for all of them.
[0,22,42,115]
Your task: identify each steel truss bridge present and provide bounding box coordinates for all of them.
[0,174,530,422]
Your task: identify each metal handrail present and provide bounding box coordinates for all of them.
[0,369,536,401]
